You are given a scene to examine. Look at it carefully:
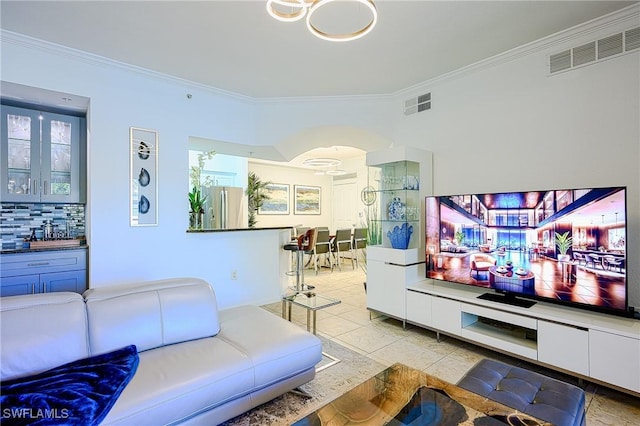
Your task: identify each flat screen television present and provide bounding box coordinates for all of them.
[425,186,630,317]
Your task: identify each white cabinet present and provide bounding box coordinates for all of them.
[431,296,461,336]
[406,289,432,327]
[589,329,640,393]
[406,281,640,396]
[364,146,432,320]
[1,104,86,203]
[538,320,589,376]
[367,246,425,319]
[366,256,409,319]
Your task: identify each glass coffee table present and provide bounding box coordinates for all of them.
[282,292,341,335]
[294,363,550,425]
[282,292,342,372]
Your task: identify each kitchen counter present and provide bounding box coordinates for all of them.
[186,226,292,233]
[1,244,88,254]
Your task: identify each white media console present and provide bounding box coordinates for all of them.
[395,279,640,396]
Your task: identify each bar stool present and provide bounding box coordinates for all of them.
[283,228,317,294]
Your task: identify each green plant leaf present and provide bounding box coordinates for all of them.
[554,231,573,255]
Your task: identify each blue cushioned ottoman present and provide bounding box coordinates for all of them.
[457,359,586,426]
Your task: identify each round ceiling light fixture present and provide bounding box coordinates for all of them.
[302,158,342,167]
[306,0,377,42]
[266,0,308,22]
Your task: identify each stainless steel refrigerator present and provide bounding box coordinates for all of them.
[203,186,245,229]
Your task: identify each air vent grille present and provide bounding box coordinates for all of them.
[549,27,638,75]
[332,172,357,180]
[573,42,596,67]
[598,33,623,59]
[550,50,571,73]
[404,92,431,116]
[626,27,640,51]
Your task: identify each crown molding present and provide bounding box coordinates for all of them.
[0,28,394,104]
[2,3,638,105]
[0,29,255,104]
[393,3,640,100]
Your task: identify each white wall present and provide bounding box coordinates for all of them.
[1,8,638,309]
[0,32,395,308]
[391,18,639,306]
[247,161,333,229]
[338,155,370,230]
[247,154,370,233]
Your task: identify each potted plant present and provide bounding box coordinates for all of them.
[188,186,206,229]
[246,172,270,228]
[555,231,573,262]
[188,150,215,229]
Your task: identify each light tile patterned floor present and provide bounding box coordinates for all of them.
[263,264,640,425]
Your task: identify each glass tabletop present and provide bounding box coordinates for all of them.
[283,293,341,311]
[294,363,550,425]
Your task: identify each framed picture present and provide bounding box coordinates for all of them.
[130,127,158,226]
[259,183,290,215]
[294,185,321,215]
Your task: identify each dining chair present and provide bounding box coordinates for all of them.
[573,252,586,266]
[603,255,623,272]
[295,226,309,238]
[312,229,333,274]
[587,253,602,269]
[332,228,354,271]
[352,227,367,269]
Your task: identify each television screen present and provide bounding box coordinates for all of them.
[425,186,629,316]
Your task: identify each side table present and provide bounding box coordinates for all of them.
[282,292,342,372]
[282,292,341,335]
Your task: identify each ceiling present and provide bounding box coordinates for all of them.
[251,145,367,172]
[1,1,637,99]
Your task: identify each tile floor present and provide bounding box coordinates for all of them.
[263,264,640,425]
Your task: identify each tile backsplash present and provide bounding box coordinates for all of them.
[0,203,86,250]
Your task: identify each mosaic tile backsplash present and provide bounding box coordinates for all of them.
[0,203,86,250]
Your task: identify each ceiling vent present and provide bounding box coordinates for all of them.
[626,27,640,51]
[404,92,431,116]
[598,33,623,59]
[550,50,572,73]
[332,172,357,180]
[573,42,596,67]
[549,26,639,75]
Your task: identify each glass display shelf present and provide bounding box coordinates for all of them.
[366,159,420,250]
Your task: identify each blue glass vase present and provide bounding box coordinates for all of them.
[387,223,413,249]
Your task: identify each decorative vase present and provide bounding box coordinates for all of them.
[388,197,406,221]
[189,211,204,229]
[387,223,413,249]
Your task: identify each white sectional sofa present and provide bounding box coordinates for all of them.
[0,277,323,425]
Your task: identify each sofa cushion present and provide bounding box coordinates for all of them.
[100,337,254,425]
[217,305,323,389]
[0,292,89,381]
[84,278,220,355]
